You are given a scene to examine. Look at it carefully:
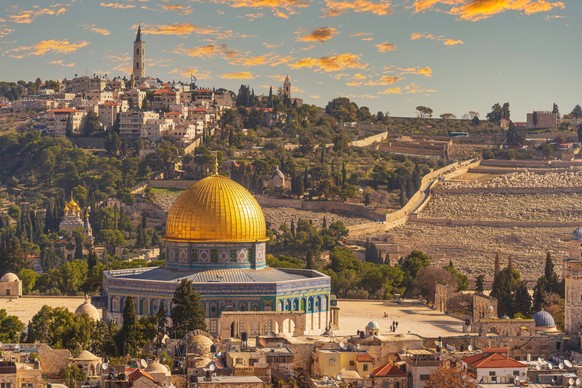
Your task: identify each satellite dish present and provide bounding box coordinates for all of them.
[339,342,347,350]
[548,363,553,370]
[337,374,342,381]
[565,360,573,368]
[102,363,109,371]
[536,364,541,371]
[576,378,581,385]
[467,345,473,351]
[559,362,565,369]
[538,357,543,363]
[140,359,148,369]
[570,378,576,385]
[209,363,216,372]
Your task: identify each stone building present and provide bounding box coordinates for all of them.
[473,293,497,324]
[99,169,331,337]
[68,350,102,382]
[369,363,407,388]
[564,227,582,333]
[132,26,145,88]
[0,272,22,298]
[434,283,453,314]
[74,296,101,321]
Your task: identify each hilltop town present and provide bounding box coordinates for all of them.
[2,26,582,388]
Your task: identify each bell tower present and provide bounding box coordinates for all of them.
[283,75,291,100]
[132,25,145,86]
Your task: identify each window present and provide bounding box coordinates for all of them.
[349,360,355,366]
[329,358,336,366]
[489,371,496,376]
[556,342,561,350]
[513,371,520,376]
[363,364,369,371]
[420,375,430,381]
[235,358,243,365]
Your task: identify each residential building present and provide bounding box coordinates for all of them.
[312,349,374,380]
[46,108,85,135]
[526,111,558,129]
[153,89,180,111]
[98,101,127,129]
[66,76,107,94]
[402,349,442,388]
[192,89,214,104]
[119,111,159,137]
[85,90,115,103]
[462,348,527,385]
[370,363,408,388]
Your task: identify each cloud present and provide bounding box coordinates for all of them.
[380,87,402,94]
[347,75,401,87]
[310,95,321,99]
[324,0,393,16]
[221,71,256,79]
[113,64,133,73]
[142,23,225,36]
[290,53,367,72]
[173,44,238,59]
[297,27,338,43]
[350,32,374,41]
[202,0,310,18]
[100,2,135,9]
[230,54,294,66]
[49,60,75,68]
[0,27,14,38]
[411,32,464,46]
[169,67,212,79]
[162,4,193,15]
[413,0,565,21]
[10,39,89,57]
[384,65,433,78]
[83,24,111,36]
[9,6,67,24]
[376,41,397,52]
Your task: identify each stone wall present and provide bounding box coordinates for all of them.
[408,216,582,228]
[433,186,582,195]
[480,159,582,169]
[350,131,388,147]
[149,180,197,190]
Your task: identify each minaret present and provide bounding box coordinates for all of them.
[283,75,291,100]
[132,25,145,86]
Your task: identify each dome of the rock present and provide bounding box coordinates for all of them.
[165,174,268,243]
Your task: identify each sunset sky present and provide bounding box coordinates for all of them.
[0,0,578,119]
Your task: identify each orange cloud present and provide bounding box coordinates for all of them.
[211,0,309,17]
[384,65,433,78]
[169,67,212,79]
[350,32,374,41]
[143,23,223,36]
[221,71,256,80]
[451,0,565,20]
[100,2,135,9]
[348,75,401,87]
[162,4,193,15]
[380,87,402,94]
[10,39,89,57]
[83,24,111,36]
[173,44,238,59]
[0,27,14,38]
[290,53,367,72]
[113,64,133,73]
[411,32,464,45]
[376,41,397,52]
[404,83,436,94]
[324,0,393,16]
[297,27,337,43]
[413,0,565,20]
[49,60,75,68]
[9,6,67,24]
[231,54,294,66]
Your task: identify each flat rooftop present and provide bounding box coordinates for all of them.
[333,299,465,338]
[0,296,94,324]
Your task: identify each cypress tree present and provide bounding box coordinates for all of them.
[171,280,206,338]
[119,296,138,356]
[475,274,485,294]
[513,281,532,317]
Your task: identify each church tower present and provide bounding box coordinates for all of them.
[132,25,145,86]
[564,227,582,333]
[283,75,291,100]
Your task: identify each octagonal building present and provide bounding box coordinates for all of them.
[100,173,331,337]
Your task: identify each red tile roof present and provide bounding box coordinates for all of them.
[49,108,81,113]
[194,89,212,93]
[371,363,407,377]
[165,111,181,115]
[99,101,119,106]
[356,353,374,363]
[191,108,207,113]
[462,352,525,369]
[483,347,509,354]
[127,368,155,384]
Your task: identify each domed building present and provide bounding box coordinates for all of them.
[0,272,21,297]
[100,171,331,337]
[75,296,101,321]
[532,309,557,332]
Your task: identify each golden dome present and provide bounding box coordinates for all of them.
[65,194,81,213]
[165,175,268,243]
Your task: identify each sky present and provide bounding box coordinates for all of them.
[0,0,579,120]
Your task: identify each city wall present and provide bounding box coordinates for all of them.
[350,131,388,147]
[408,215,582,229]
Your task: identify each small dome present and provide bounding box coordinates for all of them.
[533,310,556,328]
[0,273,19,282]
[184,334,214,355]
[573,228,582,240]
[501,315,510,319]
[75,297,100,321]
[71,350,100,361]
[146,360,170,375]
[366,321,380,330]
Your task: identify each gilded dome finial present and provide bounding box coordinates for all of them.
[214,153,219,175]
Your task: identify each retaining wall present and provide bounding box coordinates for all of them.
[433,186,582,195]
[480,159,582,169]
[408,215,581,228]
[257,197,385,220]
[350,131,388,147]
